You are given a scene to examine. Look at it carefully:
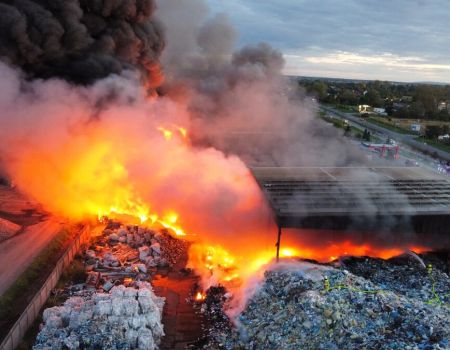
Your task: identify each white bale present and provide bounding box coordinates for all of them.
[137,327,155,350]
[111,298,124,316]
[93,293,110,303]
[128,315,144,330]
[137,287,153,298]
[45,315,63,329]
[126,329,138,347]
[122,298,139,316]
[43,307,61,322]
[94,300,112,316]
[110,285,126,297]
[124,287,137,298]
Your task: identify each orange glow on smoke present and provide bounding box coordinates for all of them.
[4,86,429,294]
[157,125,188,141]
[157,126,173,140]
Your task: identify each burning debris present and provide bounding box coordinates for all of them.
[201,254,450,350]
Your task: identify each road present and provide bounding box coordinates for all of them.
[0,218,62,296]
[320,105,450,162]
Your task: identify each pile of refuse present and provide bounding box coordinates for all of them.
[34,222,190,349]
[33,283,164,350]
[83,224,188,292]
[203,255,450,350]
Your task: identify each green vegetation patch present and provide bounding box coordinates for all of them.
[367,117,412,134]
[415,136,450,153]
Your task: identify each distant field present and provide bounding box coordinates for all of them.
[367,117,412,134]
[368,116,450,134]
[415,136,450,153]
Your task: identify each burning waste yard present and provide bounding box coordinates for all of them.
[0,0,449,349]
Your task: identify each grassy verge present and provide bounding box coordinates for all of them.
[335,104,357,113]
[0,225,80,342]
[321,116,382,142]
[367,117,412,135]
[321,116,346,129]
[415,137,450,153]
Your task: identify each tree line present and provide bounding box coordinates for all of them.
[300,79,450,121]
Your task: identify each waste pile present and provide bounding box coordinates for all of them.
[82,223,189,292]
[202,254,450,350]
[34,223,189,349]
[33,283,164,350]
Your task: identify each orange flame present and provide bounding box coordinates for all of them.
[157,126,173,140]
[195,291,206,301]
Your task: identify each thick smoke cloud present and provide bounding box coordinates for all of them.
[0,0,164,86]
[157,1,367,167]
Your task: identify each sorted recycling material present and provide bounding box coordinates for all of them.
[201,254,450,350]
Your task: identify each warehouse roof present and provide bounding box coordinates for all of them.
[252,167,450,231]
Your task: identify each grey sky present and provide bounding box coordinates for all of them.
[206,0,450,82]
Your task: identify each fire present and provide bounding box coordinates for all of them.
[157,212,186,236]
[195,291,206,301]
[188,239,427,292]
[157,125,188,141]
[157,126,173,140]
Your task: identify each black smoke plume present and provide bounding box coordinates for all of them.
[0,0,164,86]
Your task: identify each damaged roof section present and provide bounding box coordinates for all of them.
[252,167,450,233]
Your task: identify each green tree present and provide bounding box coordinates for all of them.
[312,81,328,101]
[366,89,382,107]
[340,89,358,105]
[425,125,442,139]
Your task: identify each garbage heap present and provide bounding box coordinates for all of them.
[33,283,164,350]
[205,255,450,350]
[34,223,188,350]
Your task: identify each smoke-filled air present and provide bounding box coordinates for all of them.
[0,0,433,305]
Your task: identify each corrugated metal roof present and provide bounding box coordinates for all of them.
[252,167,450,231]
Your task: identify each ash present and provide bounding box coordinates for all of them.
[33,222,189,350]
[203,253,450,350]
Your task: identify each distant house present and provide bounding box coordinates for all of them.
[373,107,387,116]
[401,96,413,103]
[393,102,408,110]
[358,105,372,113]
[410,124,421,132]
[438,101,449,111]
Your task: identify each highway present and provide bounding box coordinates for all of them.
[0,218,63,296]
[320,105,450,162]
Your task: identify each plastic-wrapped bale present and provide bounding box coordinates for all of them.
[33,284,165,350]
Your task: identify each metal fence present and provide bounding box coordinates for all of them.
[0,225,92,350]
